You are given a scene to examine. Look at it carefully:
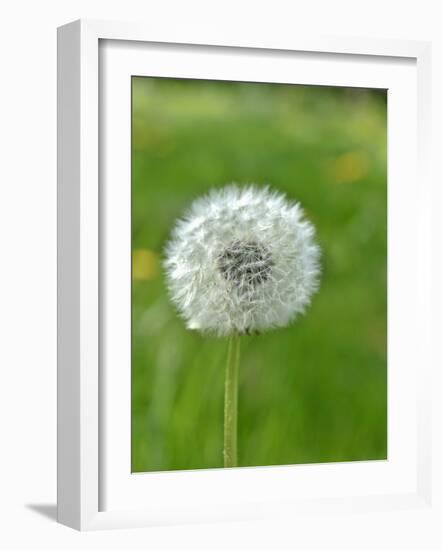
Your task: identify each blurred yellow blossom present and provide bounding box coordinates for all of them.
[330,151,369,184]
[133,249,160,281]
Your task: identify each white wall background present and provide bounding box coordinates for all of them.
[0,1,440,548]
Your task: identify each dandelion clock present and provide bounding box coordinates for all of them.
[164,184,321,467]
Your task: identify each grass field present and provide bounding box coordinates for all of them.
[131,77,387,472]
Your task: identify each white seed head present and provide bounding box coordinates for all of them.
[164,184,321,336]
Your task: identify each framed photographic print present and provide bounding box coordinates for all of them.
[57,19,433,530]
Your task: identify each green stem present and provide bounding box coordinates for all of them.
[224,333,241,468]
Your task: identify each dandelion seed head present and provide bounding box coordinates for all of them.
[164,184,321,336]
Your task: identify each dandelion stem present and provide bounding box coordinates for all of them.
[224,333,241,468]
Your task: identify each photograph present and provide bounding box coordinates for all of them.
[131,76,387,473]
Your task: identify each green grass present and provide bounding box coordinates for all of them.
[131,77,387,472]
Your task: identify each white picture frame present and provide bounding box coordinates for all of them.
[57,19,433,531]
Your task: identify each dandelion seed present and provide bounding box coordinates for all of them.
[164,184,321,337]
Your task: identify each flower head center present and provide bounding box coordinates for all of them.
[218,240,273,290]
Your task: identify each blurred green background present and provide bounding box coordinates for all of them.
[131,77,387,472]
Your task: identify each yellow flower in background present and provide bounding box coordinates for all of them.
[330,151,369,184]
[133,249,159,281]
